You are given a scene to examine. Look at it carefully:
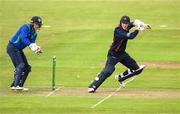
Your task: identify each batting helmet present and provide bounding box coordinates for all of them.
[120,16,130,24]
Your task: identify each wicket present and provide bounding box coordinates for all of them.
[52,56,56,90]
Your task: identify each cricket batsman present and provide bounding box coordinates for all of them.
[7,16,43,91]
[88,15,151,93]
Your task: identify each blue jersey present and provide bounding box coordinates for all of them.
[108,23,139,57]
[10,24,37,50]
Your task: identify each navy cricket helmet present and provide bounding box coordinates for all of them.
[120,16,130,24]
[31,16,43,27]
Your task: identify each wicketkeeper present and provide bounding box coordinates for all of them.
[7,16,43,91]
[88,15,151,93]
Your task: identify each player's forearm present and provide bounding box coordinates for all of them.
[126,30,139,39]
[128,22,135,29]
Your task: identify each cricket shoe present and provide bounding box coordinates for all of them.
[10,86,23,90]
[88,88,95,93]
[10,86,16,90]
[115,75,125,87]
[139,64,145,71]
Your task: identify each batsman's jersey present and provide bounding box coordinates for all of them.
[10,24,37,50]
[108,25,139,57]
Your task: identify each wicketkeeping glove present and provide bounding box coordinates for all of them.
[29,43,42,54]
[35,46,42,54]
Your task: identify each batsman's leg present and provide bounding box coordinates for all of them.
[115,52,145,84]
[88,56,118,93]
[88,65,115,93]
[116,65,145,82]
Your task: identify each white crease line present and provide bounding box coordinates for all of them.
[91,87,121,108]
[91,77,136,108]
[46,87,61,97]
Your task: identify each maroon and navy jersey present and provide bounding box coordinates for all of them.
[108,24,139,57]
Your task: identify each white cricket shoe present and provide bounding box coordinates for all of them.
[88,88,95,93]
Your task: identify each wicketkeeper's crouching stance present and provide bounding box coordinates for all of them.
[7,16,43,91]
[88,15,151,93]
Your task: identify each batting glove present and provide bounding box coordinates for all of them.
[134,19,151,30]
[133,19,140,26]
[136,26,144,31]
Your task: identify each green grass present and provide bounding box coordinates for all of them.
[0,96,179,114]
[0,0,180,113]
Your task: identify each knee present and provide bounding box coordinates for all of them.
[102,66,115,77]
[16,63,25,71]
[22,65,31,75]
